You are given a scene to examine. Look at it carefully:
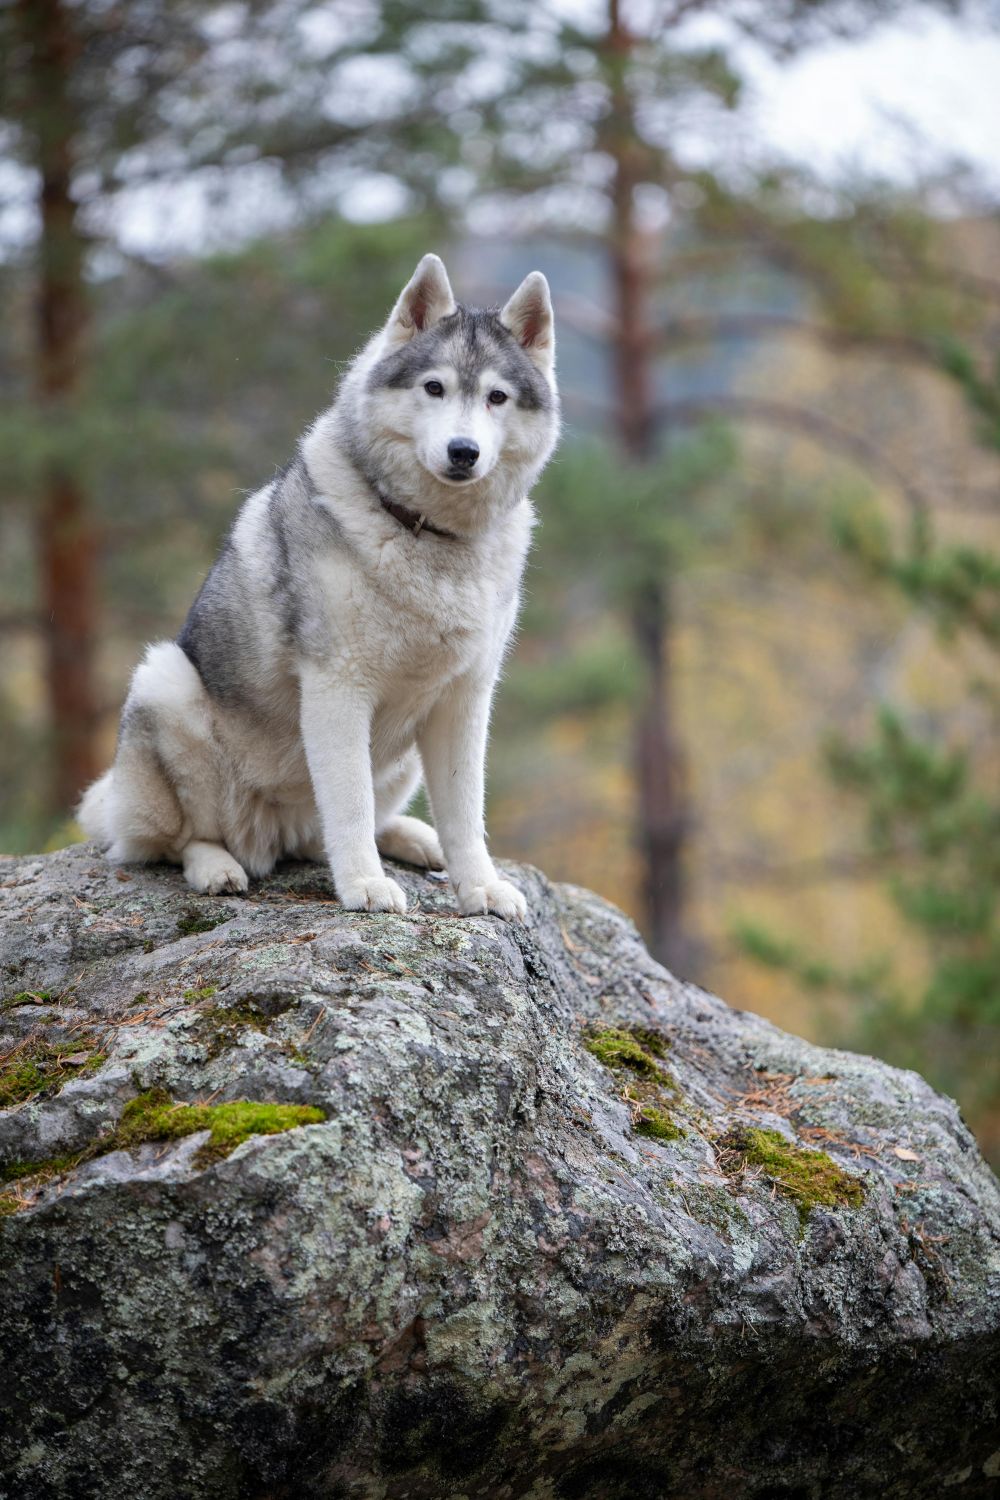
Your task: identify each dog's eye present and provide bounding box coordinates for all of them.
[424,380,444,397]
[488,389,508,406]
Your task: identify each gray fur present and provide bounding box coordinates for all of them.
[176,457,351,708]
[368,305,552,412]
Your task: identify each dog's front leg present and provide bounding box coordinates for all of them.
[419,676,526,921]
[299,665,406,913]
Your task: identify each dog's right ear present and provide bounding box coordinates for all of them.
[384,254,456,345]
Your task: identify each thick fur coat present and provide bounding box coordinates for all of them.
[79,255,560,918]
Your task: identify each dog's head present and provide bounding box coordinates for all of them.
[362,254,559,493]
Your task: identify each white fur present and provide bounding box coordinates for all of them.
[79,255,559,920]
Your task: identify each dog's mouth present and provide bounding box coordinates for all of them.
[445,467,474,483]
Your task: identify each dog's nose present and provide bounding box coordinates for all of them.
[447,437,479,469]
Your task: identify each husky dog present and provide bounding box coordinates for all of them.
[79,255,559,919]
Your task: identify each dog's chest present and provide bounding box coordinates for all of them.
[319,533,521,689]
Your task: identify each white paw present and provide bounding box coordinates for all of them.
[376,815,444,870]
[456,878,527,921]
[184,850,249,895]
[338,875,408,913]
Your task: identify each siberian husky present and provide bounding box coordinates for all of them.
[79,255,559,919]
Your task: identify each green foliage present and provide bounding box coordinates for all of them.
[833,503,1000,643]
[739,502,1000,1155]
[938,337,1000,452]
[503,630,641,722]
[537,430,738,603]
[732,923,891,996]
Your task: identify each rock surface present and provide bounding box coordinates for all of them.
[1,843,998,1500]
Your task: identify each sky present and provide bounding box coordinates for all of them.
[2,6,998,259]
[737,11,1000,191]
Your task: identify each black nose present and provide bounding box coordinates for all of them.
[447,437,479,469]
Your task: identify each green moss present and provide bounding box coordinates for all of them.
[286,1046,317,1069]
[2,991,53,1011]
[634,1103,683,1141]
[197,1001,274,1056]
[183,985,217,1001]
[584,1026,669,1078]
[176,907,226,937]
[720,1125,865,1223]
[3,1152,82,1185]
[117,1088,325,1165]
[0,1036,105,1108]
[2,1090,326,1207]
[584,1024,683,1144]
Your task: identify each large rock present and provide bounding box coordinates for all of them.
[0,843,998,1500]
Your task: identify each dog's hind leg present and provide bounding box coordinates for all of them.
[102,642,251,893]
[374,749,444,871]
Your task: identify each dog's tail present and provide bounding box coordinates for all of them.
[77,769,114,847]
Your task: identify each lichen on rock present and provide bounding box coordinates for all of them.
[0,844,998,1499]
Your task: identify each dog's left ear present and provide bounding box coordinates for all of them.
[385,253,456,345]
[501,271,555,372]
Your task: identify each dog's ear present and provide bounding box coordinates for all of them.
[384,254,456,344]
[501,271,554,372]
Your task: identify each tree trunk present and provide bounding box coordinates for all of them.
[604,0,692,974]
[20,0,100,815]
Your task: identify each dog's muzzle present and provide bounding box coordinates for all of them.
[446,437,479,479]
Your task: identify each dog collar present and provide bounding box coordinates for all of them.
[379,493,459,541]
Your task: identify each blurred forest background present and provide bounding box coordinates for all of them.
[2,0,999,1160]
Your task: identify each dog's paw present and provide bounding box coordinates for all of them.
[338,875,408,913]
[376,815,444,870]
[456,878,527,921]
[184,847,249,896]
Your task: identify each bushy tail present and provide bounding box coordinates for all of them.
[77,770,114,847]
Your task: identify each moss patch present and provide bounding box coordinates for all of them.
[2,991,53,1012]
[718,1125,865,1225]
[1,1089,326,1210]
[117,1089,325,1165]
[197,1001,274,1056]
[634,1103,683,1142]
[584,1026,668,1076]
[183,985,217,1001]
[583,1024,683,1144]
[176,907,228,937]
[0,1035,105,1108]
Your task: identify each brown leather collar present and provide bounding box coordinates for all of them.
[379,493,458,541]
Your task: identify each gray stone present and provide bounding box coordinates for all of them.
[0,843,998,1499]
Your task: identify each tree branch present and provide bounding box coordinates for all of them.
[655,312,939,366]
[656,394,934,517]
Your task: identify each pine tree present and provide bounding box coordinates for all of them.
[737,349,1000,1161]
